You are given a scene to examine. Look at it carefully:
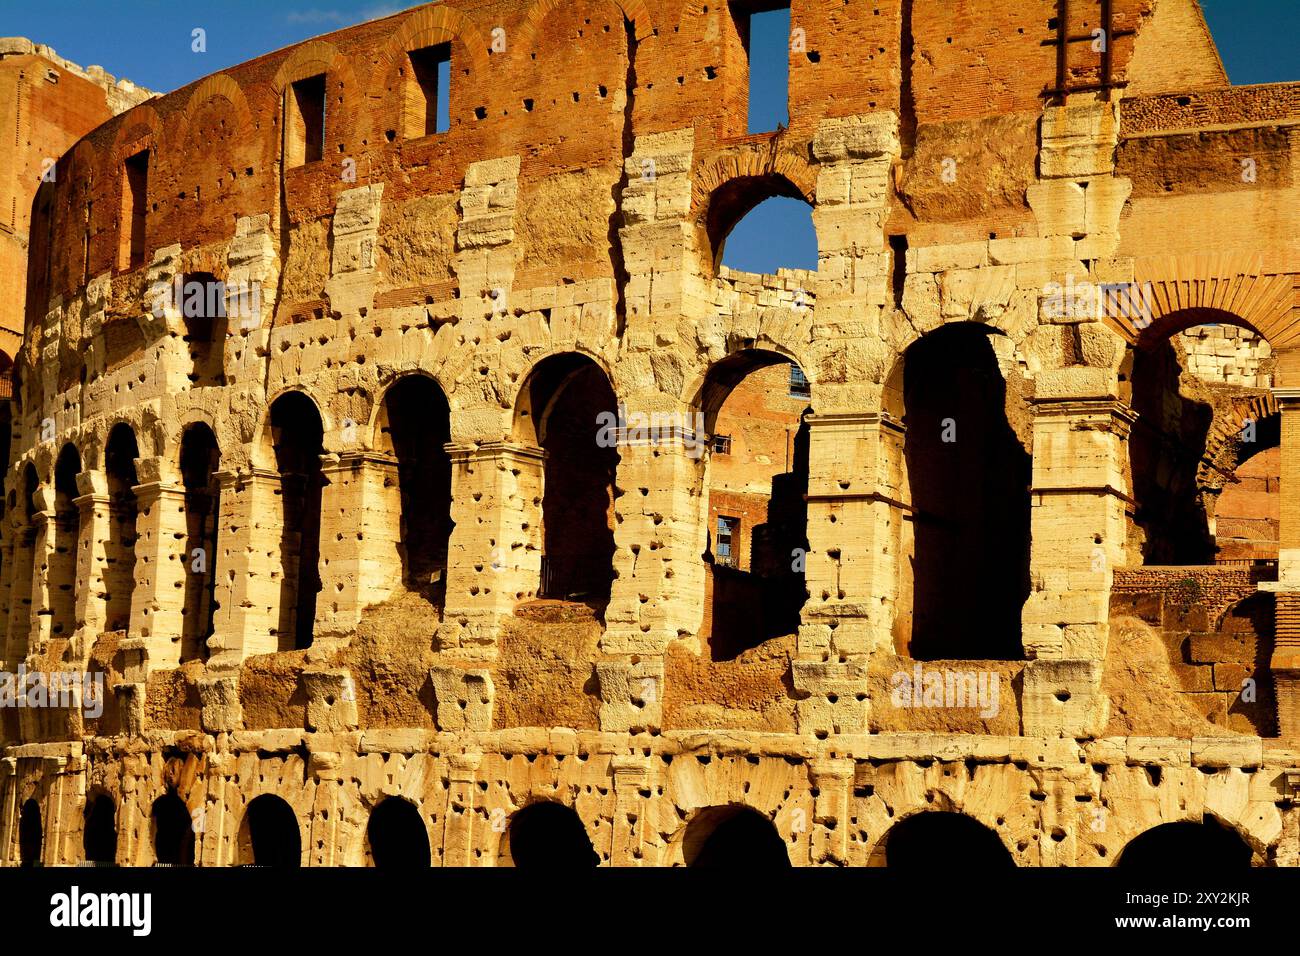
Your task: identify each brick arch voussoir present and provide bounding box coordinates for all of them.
[519,0,655,50]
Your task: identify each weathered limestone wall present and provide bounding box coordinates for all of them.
[2,0,1298,867]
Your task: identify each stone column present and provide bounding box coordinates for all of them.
[128,479,190,669]
[27,501,55,652]
[314,451,403,639]
[3,517,35,667]
[0,757,15,865]
[72,470,112,655]
[438,442,544,655]
[609,755,654,866]
[443,753,480,867]
[1020,368,1131,736]
[208,468,283,665]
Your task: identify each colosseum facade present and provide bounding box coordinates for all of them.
[2,0,1299,869]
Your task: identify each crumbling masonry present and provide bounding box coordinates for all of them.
[2,0,1300,867]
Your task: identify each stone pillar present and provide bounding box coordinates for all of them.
[27,501,55,652]
[604,434,708,654]
[208,468,283,665]
[314,451,403,639]
[1020,369,1130,736]
[438,442,544,654]
[810,757,854,865]
[609,755,654,866]
[443,753,480,867]
[128,479,190,669]
[72,470,112,655]
[0,757,15,865]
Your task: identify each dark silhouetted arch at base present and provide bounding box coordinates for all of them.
[884,812,1014,869]
[685,806,790,868]
[19,799,42,867]
[1118,818,1253,869]
[83,794,118,865]
[246,794,301,867]
[151,792,195,866]
[508,802,599,868]
[367,798,430,868]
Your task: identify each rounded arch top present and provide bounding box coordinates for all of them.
[180,74,253,129]
[272,39,355,93]
[693,155,818,269]
[376,5,492,75]
[519,0,655,48]
[1118,255,1300,350]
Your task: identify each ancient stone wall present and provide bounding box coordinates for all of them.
[2,0,1299,868]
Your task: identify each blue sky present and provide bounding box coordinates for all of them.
[3,0,1293,273]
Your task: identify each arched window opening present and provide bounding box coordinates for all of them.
[515,354,619,607]
[104,424,140,632]
[244,794,301,867]
[51,444,82,639]
[378,377,453,600]
[881,812,1014,869]
[19,799,42,867]
[898,325,1030,660]
[506,802,598,868]
[699,353,809,660]
[366,798,430,868]
[1128,315,1275,567]
[1118,818,1253,869]
[177,272,228,387]
[404,44,451,138]
[151,792,195,866]
[179,423,221,661]
[708,176,815,276]
[684,806,789,868]
[720,196,817,275]
[268,393,325,650]
[82,793,118,866]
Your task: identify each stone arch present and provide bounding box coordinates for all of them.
[149,791,195,866]
[236,793,303,867]
[253,386,333,469]
[374,373,454,593]
[109,104,164,165]
[263,390,326,650]
[519,0,655,47]
[180,74,253,129]
[512,351,619,603]
[872,810,1016,868]
[365,796,431,868]
[497,800,600,867]
[18,798,42,867]
[692,158,818,273]
[271,40,355,94]
[1117,814,1256,868]
[693,348,810,657]
[886,322,1032,659]
[82,790,118,865]
[681,804,791,867]
[1118,254,1298,349]
[1200,392,1278,491]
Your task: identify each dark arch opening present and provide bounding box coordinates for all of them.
[884,812,1014,869]
[719,196,818,275]
[245,794,301,867]
[19,799,42,867]
[104,423,140,632]
[151,792,195,866]
[179,423,221,661]
[1214,416,1280,564]
[517,354,619,605]
[508,802,599,868]
[366,798,430,868]
[268,392,325,649]
[1128,337,1215,564]
[900,325,1030,659]
[1118,818,1253,869]
[685,805,790,868]
[51,443,82,639]
[177,272,228,387]
[83,793,118,865]
[378,376,453,597]
[698,352,809,658]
